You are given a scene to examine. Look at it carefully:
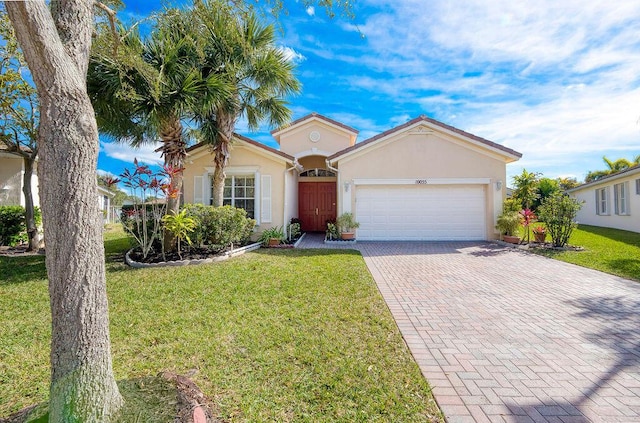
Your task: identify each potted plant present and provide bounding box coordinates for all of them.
[336,212,360,240]
[496,211,522,244]
[325,221,340,241]
[259,226,284,247]
[532,225,546,243]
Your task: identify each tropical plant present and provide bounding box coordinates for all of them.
[0,8,40,251]
[537,192,582,247]
[512,169,540,210]
[162,209,197,259]
[326,221,340,240]
[119,160,171,259]
[288,222,301,241]
[519,209,536,243]
[259,226,285,246]
[534,177,560,210]
[556,177,580,191]
[336,212,360,233]
[88,10,229,249]
[191,0,301,206]
[585,155,640,182]
[496,211,522,237]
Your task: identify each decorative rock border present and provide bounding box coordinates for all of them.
[125,241,263,269]
[494,240,585,251]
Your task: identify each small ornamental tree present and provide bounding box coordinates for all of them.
[537,192,583,247]
[162,209,196,259]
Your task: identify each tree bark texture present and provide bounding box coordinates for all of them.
[158,116,185,250]
[21,156,39,251]
[211,109,237,207]
[5,1,123,421]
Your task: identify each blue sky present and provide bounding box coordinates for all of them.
[99,0,640,186]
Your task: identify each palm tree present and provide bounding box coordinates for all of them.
[585,155,640,182]
[88,11,228,247]
[192,0,301,206]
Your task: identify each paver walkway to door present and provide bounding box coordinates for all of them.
[299,235,640,422]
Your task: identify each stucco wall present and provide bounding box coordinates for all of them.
[278,122,353,158]
[337,132,507,239]
[0,155,40,207]
[183,143,288,230]
[571,173,640,233]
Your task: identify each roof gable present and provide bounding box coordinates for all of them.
[186,133,294,163]
[327,115,522,162]
[271,112,359,144]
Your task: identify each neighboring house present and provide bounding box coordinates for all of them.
[183,113,522,240]
[567,165,640,233]
[1,144,117,223]
[0,144,39,208]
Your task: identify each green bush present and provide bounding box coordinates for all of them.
[0,206,26,246]
[183,204,256,248]
[0,206,41,246]
[538,192,582,247]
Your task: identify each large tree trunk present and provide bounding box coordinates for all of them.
[5,1,123,421]
[211,110,237,207]
[22,156,39,252]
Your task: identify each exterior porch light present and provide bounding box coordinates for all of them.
[496,180,503,191]
[344,181,351,192]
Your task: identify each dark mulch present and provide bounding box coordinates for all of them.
[0,245,45,256]
[128,245,230,264]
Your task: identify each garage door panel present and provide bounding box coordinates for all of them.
[355,185,486,241]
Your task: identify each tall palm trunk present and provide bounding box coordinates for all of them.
[158,116,186,250]
[22,155,38,251]
[211,109,237,207]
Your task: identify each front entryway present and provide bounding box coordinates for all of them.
[298,182,336,232]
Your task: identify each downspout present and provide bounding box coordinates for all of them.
[326,158,341,215]
[283,158,301,238]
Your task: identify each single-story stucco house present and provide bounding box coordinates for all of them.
[1,144,116,223]
[183,113,522,241]
[567,165,640,233]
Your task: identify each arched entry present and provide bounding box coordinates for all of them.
[296,160,337,232]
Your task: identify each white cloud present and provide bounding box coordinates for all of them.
[306,6,315,16]
[100,141,163,166]
[278,46,306,63]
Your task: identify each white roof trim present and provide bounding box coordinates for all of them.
[272,115,358,138]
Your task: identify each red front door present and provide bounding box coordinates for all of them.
[298,182,337,232]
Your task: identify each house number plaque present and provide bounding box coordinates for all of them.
[415,179,428,184]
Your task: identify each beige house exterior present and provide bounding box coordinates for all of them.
[568,165,640,233]
[183,113,522,240]
[0,148,39,208]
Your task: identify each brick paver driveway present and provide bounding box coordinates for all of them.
[301,236,640,422]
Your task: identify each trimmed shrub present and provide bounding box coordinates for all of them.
[538,192,582,247]
[0,206,26,246]
[183,204,256,248]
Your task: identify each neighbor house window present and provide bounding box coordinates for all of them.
[636,178,640,195]
[220,175,255,218]
[595,187,609,215]
[614,182,629,215]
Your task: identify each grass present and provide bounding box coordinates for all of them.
[533,224,640,281]
[0,225,442,422]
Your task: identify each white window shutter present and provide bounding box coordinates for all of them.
[261,175,272,223]
[194,175,203,204]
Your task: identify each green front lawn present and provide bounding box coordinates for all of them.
[0,226,442,422]
[534,224,640,282]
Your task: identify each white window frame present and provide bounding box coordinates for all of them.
[221,175,256,219]
[635,178,640,195]
[614,182,629,216]
[595,187,609,215]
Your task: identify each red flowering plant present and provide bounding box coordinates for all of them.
[119,159,173,259]
[519,209,536,244]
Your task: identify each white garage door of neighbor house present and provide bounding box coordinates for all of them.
[355,185,486,241]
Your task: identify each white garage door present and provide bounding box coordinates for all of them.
[355,185,486,241]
